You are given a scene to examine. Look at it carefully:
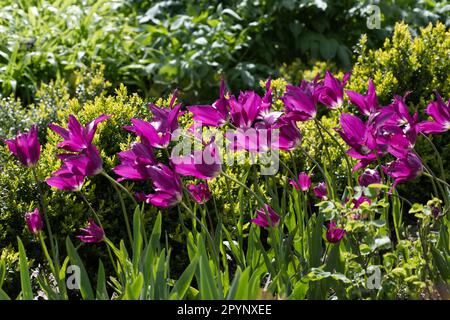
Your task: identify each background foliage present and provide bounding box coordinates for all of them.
[1,0,449,105]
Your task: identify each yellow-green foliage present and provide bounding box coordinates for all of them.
[348,22,450,108]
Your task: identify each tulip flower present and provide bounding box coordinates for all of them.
[346,79,379,116]
[419,93,450,134]
[290,172,312,191]
[138,163,183,208]
[383,152,423,191]
[229,91,265,129]
[113,142,156,181]
[317,71,350,109]
[251,204,280,228]
[326,221,345,243]
[352,196,371,209]
[77,218,104,243]
[25,208,43,235]
[337,113,380,171]
[313,182,328,200]
[49,114,110,152]
[171,140,222,180]
[375,96,419,158]
[57,144,103,177]
[5,125,41,167]
[282,83,317,121]
[126,92,182,148]
[188,79,230,127]
[148,91,183,134]
[46,162,85,191]
[358,168,381,187]
[187,182,211,204]
[277,118,302,151]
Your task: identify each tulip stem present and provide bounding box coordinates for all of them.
[79,193,119,275]
[31,167,57,265]
[421,133,446,181]
[38,232,66,298]
[423,172,450,188]
[100,171,138,206]
[315,120,354,190]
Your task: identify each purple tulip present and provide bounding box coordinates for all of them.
[336,113,380,171]
[251,204,280,228]
[316,71,350,109]
[148,91,183,133]
[113,142,156,181]
[5,125,41,167]
[138,163,183,208]
[77,218,104,243]
[57,144,104,177]
[376,96,418,158]
[419,93,450,134]
[282,83,318,121]
[126,92,182,149]
[313,182,328,200]
[229,91,264,129]
[25,208,43,235]
[383,152,423,191]
[188,79,230,127]
[352,196,371,209]
[187,182,211,204]
[46,162,85,191]
[290,172,312,191]
[346,79,379,116]
[171,140,222,180]
[276,118,302,151]
[49,114,110,152]
[126,118,172,149]
[326,221,345,243]
[358,168,381,187]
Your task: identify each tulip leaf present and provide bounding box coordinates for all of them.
[132,206,143,269]
[431,246,450,281]
[124,273,144,300]
[0,288,10,300]
[170,255,198,300]
[17,237,33,300]
[368,183,389,190]
[96,260,109,300]
[66,237,94,300]
[0,259,5,289]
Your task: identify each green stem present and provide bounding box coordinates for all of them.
[101,171,138,206]
[315,120,354,190]
[423,172,450,188]
[421,133,446,181]
[31,167,57,265]
[100,171,135,247]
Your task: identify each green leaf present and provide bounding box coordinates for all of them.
[0,288,10,300]
[66,237,94,300]
[222,9,242,21]
[320,38,338,60]
[170,255,198,300]
[124,273,144,300]
[0,259,5,289]
[17,237,33,300]
[409,203,424,214]
[431,246,450,281]
[132,206,143,269]
[368,183,390,190]
[96,260,108,300]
